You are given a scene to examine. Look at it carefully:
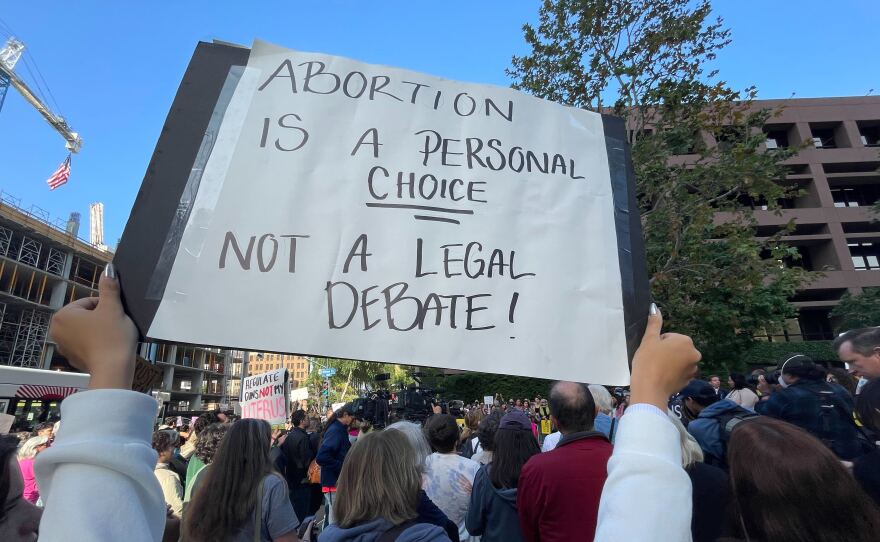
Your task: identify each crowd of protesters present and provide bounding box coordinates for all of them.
[1,267,880,541]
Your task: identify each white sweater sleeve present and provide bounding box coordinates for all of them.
[35,389,167,542]
[594,405,693,542]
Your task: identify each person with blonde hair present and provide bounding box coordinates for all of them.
[17,435,49,504]
[387,421,460,541]
[319,429,450,541]
[458,409,484,459]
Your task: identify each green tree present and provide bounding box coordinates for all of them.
[305,357,417,406]
[509,0,811,373]
[830,288,880,333]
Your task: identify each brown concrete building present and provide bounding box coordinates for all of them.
[716,96,880,342]
[246,352,310,387]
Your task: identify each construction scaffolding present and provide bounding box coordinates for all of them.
[0,192,111,368]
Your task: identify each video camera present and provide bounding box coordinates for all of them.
[352,371,448,427]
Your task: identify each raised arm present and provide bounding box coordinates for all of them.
[595,305,701,542]
[35,265,167,542]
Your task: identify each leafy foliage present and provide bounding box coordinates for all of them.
[440,373,553,402]
[738,340,837,366]
[830,288,880,333]
[304,357,412,406]
[509,0,811,374]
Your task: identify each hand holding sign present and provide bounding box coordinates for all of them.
[629,305,701,411]
[49,264,138,390]
[115,40,650,386]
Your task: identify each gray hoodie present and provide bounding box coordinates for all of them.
[465,465,524,542]
[319,518,450,542]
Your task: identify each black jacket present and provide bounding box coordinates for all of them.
[756,379,869,460]
[281,427,314,487]
[854,448,880,506]
[686,462,729,542]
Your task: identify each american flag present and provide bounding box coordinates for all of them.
[46,155,71,190]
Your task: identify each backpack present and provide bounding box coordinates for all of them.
[458,436,477,459]
[813,386,876,457]
[712,407,760,468]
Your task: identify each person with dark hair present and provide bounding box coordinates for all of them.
[517,381,611,541]
[183,418,300,542]
[725,417,880,542]
[182,411,221,485]
[826,366,858,396]
[725,373,759,409]
[853,378,880,505]
[423,414,480,540]
[316,403,355,527]
[472,412,501,465]
[707,375,727,399]
[466,410,539,542]
[184,422,230,511]
[0,433,41,540]
[682,380,755,468]
[756,354,869,460]
[281,409,314,522]
[834,326,880,380]
[152,430,184,518]
[269,429,288,482]
[35,422,54,441]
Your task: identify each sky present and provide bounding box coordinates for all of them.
[1,0,878,247]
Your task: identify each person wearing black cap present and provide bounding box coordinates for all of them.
[466,410,539,542]
[681,380,755,468]
[755,354,870,460]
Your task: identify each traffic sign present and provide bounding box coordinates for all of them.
[319,368,337,378]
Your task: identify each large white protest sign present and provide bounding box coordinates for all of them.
[115,40,649,385]
[240,368,290,428]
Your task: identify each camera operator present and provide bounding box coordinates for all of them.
[757,355,871,460]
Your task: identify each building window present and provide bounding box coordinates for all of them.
[810,122,846,149]
[177,401,190,411]
[849,242,880,271]
[857,121,880,147]
[832,188,861,207]
[798,310,834,341]
[180,380,192,391]
[764,125,792,149]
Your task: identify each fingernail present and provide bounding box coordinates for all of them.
[649,303,658,315]
[103,263,117,279]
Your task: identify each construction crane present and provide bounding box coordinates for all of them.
[0,37,81,153]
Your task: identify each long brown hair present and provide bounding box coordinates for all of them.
[183,419,275,541]
[333,429,420,528]
[727,417,880,542]
[489,428,540,489]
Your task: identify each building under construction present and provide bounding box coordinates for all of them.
[0,191,107,369]
[0,192,242,412]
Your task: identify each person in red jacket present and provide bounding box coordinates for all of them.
[516,381,612,541]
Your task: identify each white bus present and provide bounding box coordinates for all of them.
[0,366,89,433]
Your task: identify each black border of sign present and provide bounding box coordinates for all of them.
[115,42,251,333]
[114,42,651,371]
[602,115,652,363]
